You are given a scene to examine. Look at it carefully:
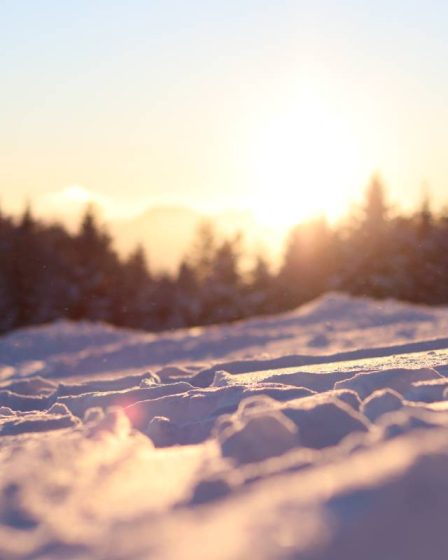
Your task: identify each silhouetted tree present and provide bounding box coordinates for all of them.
[364,174,388,233]
[189,219,217,283]
[0,207,16,331]
[114,245,154,328]
[1,175,448,336]
[70,206,119,321]
[338,176,392,297]
[151,274,178,329]
[175,260,201,326]
[246,254,275,315]
[279,217,334,307]
[201,234,244,323]
[10,206,44,326]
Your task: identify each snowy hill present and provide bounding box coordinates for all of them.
[1,293,448,559]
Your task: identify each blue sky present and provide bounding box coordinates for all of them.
[1,0,448,225]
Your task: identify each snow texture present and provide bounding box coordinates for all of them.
[1,292,448,559]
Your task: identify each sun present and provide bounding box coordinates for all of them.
[63,185,95,203]
[246,95,365,229]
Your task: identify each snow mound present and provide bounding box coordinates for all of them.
[283,394,370,449]
[0,292,448,558]
[335,367,441,399]
[406,377,448,403]
[294,291,443,329]
[215,396,299,464]
[361,388,404,422]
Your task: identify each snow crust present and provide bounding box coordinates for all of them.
[1,292,448,559]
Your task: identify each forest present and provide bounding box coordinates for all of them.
[0,176,446,334]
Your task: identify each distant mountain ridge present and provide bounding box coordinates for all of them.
[110,205,282,272]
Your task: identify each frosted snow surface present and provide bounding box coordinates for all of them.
[1,292,448,559]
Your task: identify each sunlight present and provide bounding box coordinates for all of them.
[63,184,95,203]
[247,95,365,228]
[38,185,143,222]
[35,184,105,221]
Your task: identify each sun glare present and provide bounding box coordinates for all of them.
[63,185,95,203]
[46,185,141,220]
[247,96,365,229]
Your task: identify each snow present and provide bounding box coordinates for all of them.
[334,367,441,399]
[1,292,448,558]
[360,388,404,422]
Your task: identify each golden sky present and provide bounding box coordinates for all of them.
[2,1,448,230]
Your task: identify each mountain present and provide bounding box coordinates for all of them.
[110,205,284,272]
[111,205,203,272]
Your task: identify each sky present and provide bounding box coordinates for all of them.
[2,0,448,230]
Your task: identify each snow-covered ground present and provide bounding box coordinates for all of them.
[1,292,448,559]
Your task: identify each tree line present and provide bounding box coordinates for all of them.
[0,176,446,334]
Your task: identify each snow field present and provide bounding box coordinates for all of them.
[1,293,448,558]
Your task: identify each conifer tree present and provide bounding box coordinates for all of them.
[279,217,333,308]
[202,234,243,323]
[175,260,201,326]
[10,205,42,326]
[0,207,16,331]
[116,244,154,328]
[246,254,274,315]
[70,206,119,321]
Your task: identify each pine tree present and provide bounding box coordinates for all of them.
[115,245,155,328]
[175,260,201,326]
[36,222,76,323]
[339,176,392,297]
[10,205,43,326]
[278,217,333,308]
[189,220,217,283]
[364,174,388,233]
[70,206,120,321]
[246,254,274,315]
[151,274,178,329]
[0,207,16,331]
[202,234,244,323]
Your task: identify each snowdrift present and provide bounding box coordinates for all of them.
[1,292,448,559]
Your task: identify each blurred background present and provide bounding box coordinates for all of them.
[1,0,448,333]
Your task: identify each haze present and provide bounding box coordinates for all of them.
[2,1,448,251]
